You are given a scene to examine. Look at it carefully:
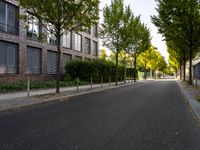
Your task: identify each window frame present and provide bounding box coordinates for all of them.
[63,31,72,49]
[0,40,19,74]
[0,0,19,35]
[93,41,98,56]
[84,37,91,54]
[75,33,82,52]
[26,46,42,75]
[47,50,58,75]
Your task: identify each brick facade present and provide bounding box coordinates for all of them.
[0,0,99,83]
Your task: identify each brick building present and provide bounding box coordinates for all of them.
[0,0,99,83]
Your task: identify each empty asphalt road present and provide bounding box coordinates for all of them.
[0,80,200,150]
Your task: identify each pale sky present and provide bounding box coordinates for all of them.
[99,0,168,61]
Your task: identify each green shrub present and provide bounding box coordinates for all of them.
[65,59,138,83]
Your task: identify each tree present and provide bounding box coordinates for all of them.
[152,0,200,84]
[125,15,151,82]
[168,51,180,78]
[100,0,132,85]
[138,46,167,79]
[19,0,99,93]
[167,41,185,80]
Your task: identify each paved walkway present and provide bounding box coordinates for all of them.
[0,82,115,101]
[177,80,200,120]
[0,80,142,112]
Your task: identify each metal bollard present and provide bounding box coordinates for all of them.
[27,77,30,96]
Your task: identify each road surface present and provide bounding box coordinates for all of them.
[0,80,200,150]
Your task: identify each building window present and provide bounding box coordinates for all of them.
[92,41,98,56]
[27,14,41,41]
[63,54,72,73]
[75,34,82,52]
[47,50,57,75]
[84,37,91,54]
[75,56,82,61]
[26,47,41,74]
[47,24,57,45]
[0,41,18,74]
[92,24,98,38]
[63,32,72,48]
[0,0,19,35]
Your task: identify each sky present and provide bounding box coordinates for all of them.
[99,0,168,61]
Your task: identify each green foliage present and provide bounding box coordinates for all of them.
[100,0,134,84]
[127,68,138,79]
[152,0,200,84]
[65,59,137,82]
[99,49,107,60]
[138,46,167,72]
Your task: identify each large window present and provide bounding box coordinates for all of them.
[92,24,98,38]
[84,37,91,54]
[47,24,57,45]
[63,54,72,73]
[0,40,18,74]
[63,32,72,48]
[0,1,19,35]
[75,34,82,52]
[47,50,57,75]
[27,14,40,40]
[26,47,41,74]
[92,41,98,56]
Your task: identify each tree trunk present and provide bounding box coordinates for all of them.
[115,49,119,85]
[183,59,186,82]
[150,69,153,79]
[189,52,193,85]
[124,67,126,84]
[56,31,61,93]
[179,65,182,80]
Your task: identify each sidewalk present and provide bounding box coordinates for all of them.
[0,80,145,112]
[176,80,200,120]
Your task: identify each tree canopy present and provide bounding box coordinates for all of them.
[101,0,151,83]
[138,46,167,79]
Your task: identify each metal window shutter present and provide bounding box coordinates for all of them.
[27,47,41,74]
[0,1,6,32]
[26,47,32,74]
[0,41,6,73]
[47,51,57,74]
[7,45,17,73]
[32,48,41,74]
[7,4,17,34]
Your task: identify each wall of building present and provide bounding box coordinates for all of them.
[0,0,99,83]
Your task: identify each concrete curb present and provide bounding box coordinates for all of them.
[0,80,149,112]
[176,81,200,120]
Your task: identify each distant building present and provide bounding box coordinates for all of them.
[0,0,99,83]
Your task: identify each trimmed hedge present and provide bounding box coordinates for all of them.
[65,59,138,82]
